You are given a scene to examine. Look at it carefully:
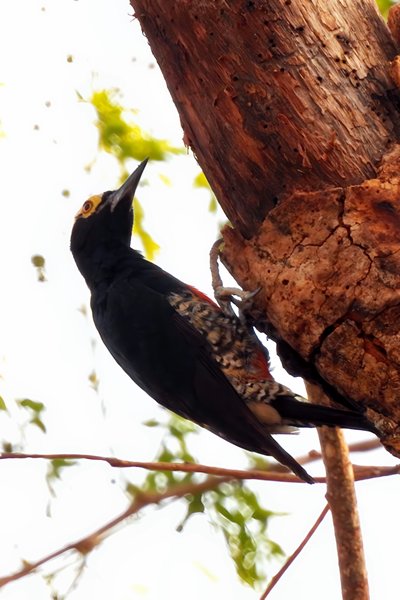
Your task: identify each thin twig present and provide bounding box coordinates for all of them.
[0,476,230,589]
[346,438,381,453]
[260,504,330,599]
[296,437,381,466]
[1,452,399,483]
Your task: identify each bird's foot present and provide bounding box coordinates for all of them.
[209,238,261,319]
[214,285,260,309]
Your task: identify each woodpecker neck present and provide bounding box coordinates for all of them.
[74,242,145,292]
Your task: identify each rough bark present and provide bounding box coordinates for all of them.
[130,0,400,454]
[223,146,400,451]
[131,0,399,237]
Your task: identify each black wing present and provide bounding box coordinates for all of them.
[93,276,314,483]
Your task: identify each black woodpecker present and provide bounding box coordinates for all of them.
[70,160,377,484]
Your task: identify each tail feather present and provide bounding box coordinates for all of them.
[271,396,378,434]
[259,436,315,484]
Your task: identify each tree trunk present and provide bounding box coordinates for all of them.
[130,0,400,454]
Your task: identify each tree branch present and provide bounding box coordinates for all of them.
[307,383,370,600]
[0,476,230,589]
[295,437,381,467]
[260,504,330,599]
[1,451,398,483]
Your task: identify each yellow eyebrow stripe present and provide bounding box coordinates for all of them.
[75,194,103,220]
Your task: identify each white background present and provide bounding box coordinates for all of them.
[0,1,398,599]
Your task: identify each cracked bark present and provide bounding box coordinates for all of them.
[130,0,400,456]
[223,147,400,453]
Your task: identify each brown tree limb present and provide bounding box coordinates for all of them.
[318,428,370,599]
[0,451,398,482]
[307,383,370,600]
[260,504,330,599]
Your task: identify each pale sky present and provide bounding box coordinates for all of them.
[0,1,398,599]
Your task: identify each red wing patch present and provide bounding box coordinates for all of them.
[186,284,273,381]
[187,285,220,308]
[251,346,274,381]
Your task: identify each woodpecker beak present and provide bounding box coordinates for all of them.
[109,159,148,212]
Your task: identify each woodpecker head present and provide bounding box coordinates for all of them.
[70,159,148,257]
[70,159,148,287]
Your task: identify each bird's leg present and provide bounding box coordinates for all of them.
[209,238,235,316]
[209,238,260,320]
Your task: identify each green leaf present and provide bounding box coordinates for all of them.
[132,197,160,261]
[17,399,46,434]
[126,482,140,499]
[18,399,45,413]
[31,416,46,433]
[167,414,197,436]
[142,418,160,427]
[208,195,218,213]
[46,459,77,501]
[193,171,209,190]
[193,171,218,213]
[205,481,284,587]
[0,396,7,411]
[376,0,394,17]
[158,173,172,186]
[176,493,205,532]
[89,89,184,163]
[47,459,77,482]
[246,453,271,470]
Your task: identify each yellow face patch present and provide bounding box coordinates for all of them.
[74,194,103,220]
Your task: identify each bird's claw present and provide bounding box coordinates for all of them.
[209,239,261,318]
[214,286,261,321]
[214,285,260,306]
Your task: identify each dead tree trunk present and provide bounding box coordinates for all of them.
[130,0,400,455]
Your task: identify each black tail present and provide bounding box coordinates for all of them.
[271,396,378,435]
[259,436,316,484]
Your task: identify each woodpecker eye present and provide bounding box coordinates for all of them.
[75,194,102,220]
[82,200,93,213]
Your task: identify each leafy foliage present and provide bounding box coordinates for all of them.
[207,482,284,586]
[86,89,220,258]
[46,459,77,496]
[129,414,285,588]
[376,0,395,18]
[132,196,160,261]
[86,89,185,259]
[193,171,218,213]
[0,396,48,452]
[17,398,46,433]
[90,90,183,163]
